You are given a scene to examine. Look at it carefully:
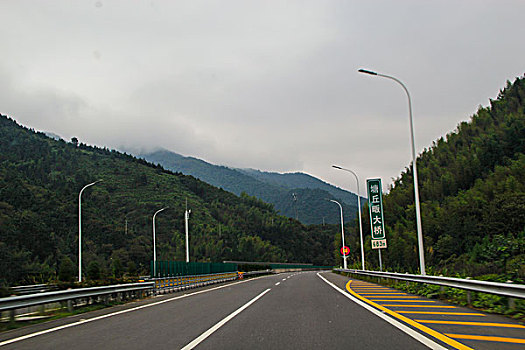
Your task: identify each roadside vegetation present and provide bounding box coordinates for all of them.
[342,75,525,281]
[0,115,337,286]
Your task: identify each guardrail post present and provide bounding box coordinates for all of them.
[8,310,15,323]
[506,281,516,309]
[438,275,445,297]
[465,277,472,305]
[67,299,74,313]
[508,298,516,310]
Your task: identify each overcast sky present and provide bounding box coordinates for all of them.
[1,1,524,195]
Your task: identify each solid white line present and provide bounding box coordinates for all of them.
[0,276,272,347]
[181,288,271,350]
[275,282,280,286]
[316,273,446,350]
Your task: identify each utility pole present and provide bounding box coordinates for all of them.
[292,193,298,220]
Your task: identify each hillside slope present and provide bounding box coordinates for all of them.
[0,116,337,284]
[141,150,360,224]
[352,76,525,278]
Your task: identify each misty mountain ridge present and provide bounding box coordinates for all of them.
[139,149,363,225]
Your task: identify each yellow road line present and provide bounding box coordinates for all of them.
[360,293,407,295]
[381,304,456,308]
[416,320,525,329]
[398,311,485,316]
[352,288,392,290]
[352,287,411,292]
[445,334,525,344]
[361,296,419,298]
[370,300,436,302]
[346,280,473,350]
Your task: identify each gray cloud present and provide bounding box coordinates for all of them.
[1,0,524,195]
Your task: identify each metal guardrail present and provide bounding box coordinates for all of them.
[240,270,273,278]
[0,282,155,313]
[1,270,269,320]
[335,269,525,299]
[10,284,57,295]
[151,272,239,293]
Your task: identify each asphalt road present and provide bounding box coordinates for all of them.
[0,271,485,349]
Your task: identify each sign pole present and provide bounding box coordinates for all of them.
[378,249,382,272]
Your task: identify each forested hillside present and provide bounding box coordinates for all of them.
[0,116,337,285]
[141,150,360,224]
[347,76,525,279]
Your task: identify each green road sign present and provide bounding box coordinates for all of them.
[367,178,387,249]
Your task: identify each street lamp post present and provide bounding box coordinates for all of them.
[332,165,365,270]
[329,199,348,269]
[185,205,191,263]
[358,68,426,275]
[152,207,168,277]
[78,180,102,283]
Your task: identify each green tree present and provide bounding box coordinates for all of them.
[87,261,101,280]
[58,256,76,282]
[127,261,137,276]
[112,258,123,278]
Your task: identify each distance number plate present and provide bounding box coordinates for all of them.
[371,239,387,249]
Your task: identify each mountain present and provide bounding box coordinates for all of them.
[348,76,525,279]
[238,169,360,206]
[0,115,338,285]
[140,150,362,225]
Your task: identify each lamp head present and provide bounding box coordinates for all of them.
[358,69,378,76]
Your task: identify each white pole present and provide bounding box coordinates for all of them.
[358,69,426,275]
[153,207,168,277]
[332,165,365,270]
[185,209,191,263]
[78,180,102,283]
[378,249,383,271]
[329,199,347,269]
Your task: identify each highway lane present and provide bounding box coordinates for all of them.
[1,271,438,349]
[0,275,280,349]
[195,271,429,349]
